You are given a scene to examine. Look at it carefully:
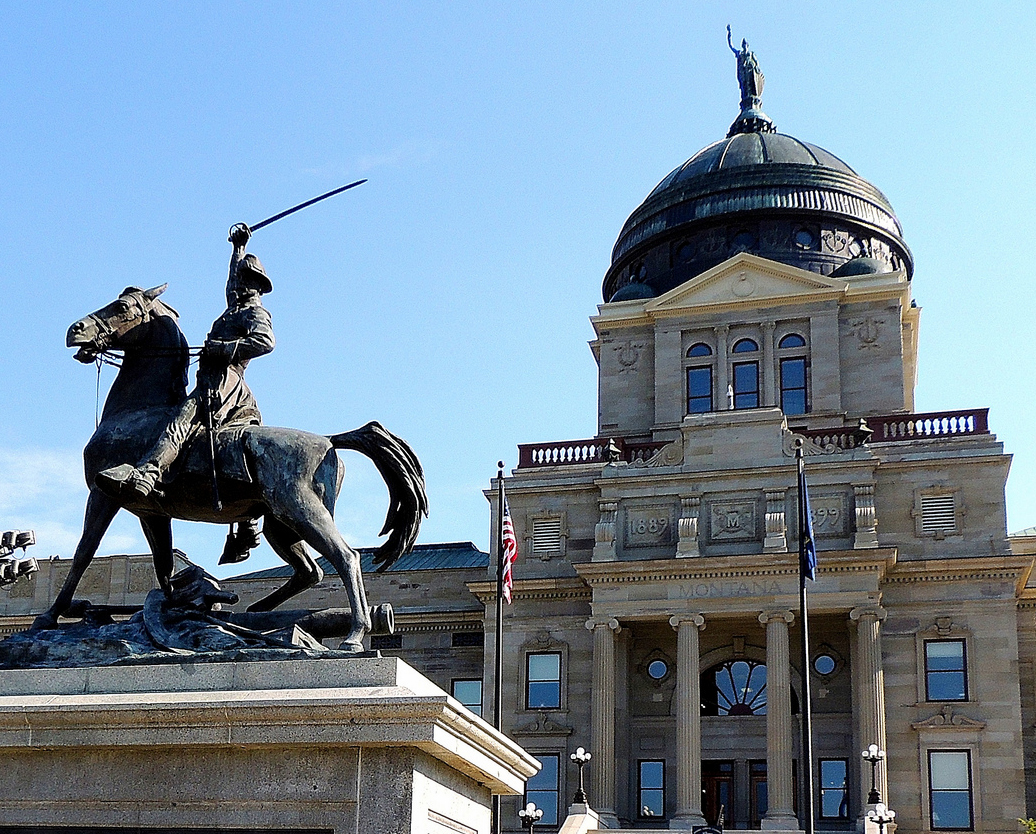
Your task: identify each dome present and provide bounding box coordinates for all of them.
[603,41,913,302]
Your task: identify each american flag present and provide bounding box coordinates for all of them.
[501,497,517,603]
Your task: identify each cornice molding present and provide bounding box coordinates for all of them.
[466,577,591,606]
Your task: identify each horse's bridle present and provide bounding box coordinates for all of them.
[75,290,157,362]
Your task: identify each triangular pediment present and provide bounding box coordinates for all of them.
[644,253,847,315]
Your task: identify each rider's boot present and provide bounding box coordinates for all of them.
[219,519,262,565]
[96,462,162,498]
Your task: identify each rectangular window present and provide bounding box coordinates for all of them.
[925,640,968,701]
[526,652,562,709]
[451,679,483,717]
[687,366,714,413]
[370,633,402,650]
[780,356,808,415]
[638,760,665,818]
[819,759,849,819]
[750,760,768,825]
[526,753,560,826]
[928,750,974,830]
[733,361,759,409]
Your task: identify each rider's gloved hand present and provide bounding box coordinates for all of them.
[203,339,235,362]
[228,224,251,246]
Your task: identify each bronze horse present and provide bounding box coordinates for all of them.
[31,284,428,650]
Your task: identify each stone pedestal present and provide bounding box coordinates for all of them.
[0,656,538,834]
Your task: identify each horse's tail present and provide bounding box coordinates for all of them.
[329,421,429,572]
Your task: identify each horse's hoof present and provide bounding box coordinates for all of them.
[29,612,58,631]
[339,640,365,654]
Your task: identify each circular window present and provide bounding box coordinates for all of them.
[647,659,669,680]
[794,228,816,249]
[813,654,837,676]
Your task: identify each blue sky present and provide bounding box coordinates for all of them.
[2,3,1034,575]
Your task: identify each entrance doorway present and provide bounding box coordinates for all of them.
[703,760,734,827]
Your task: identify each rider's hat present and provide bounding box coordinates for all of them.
[237,254,273,294]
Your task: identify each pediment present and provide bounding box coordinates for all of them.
[645,253,847,315]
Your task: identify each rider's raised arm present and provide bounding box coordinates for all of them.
[226,223,252,305]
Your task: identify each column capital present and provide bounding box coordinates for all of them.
[759,609,795,626]
[585,616,622,634]
[762,320,776,334]
[669,613,705,631]
[850,605,887,623]
[715,324,730,337]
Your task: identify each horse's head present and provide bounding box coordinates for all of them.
[67,284,172,362]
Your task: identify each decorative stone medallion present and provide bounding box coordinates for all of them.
[709,500,757,542]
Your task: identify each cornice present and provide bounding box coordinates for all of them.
[466,577,592,606]
[393,609,485,633]
[575,550,896,586]
[886,554,1033,595]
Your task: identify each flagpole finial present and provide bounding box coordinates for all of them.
[498,460,504,469]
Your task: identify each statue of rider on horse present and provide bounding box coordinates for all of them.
[97,223,273,565]
[32,192,427,653]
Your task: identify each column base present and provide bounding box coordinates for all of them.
[669,811,706,829]
[761,814,803,832]
[594,808,621,829]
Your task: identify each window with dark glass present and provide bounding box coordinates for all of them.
[687,366,714,413]
[687,343,712,357]
[732,338,758,353]
[779,333,806,349]
[370,633,402,650]
[750,761,768,825]
[451,679,483,717]
[733,361,759,408]
[780,357,808,415]
[702,660,767,715]
[526,652,562,709]
[638,760,665,818]
[925,640,968,701]
[702,761,734,827]
[928,750,974,830]
[526,753,560,826]
[819,759,849,819]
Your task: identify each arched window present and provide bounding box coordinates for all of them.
[686,342,715,414]
[777,332,809,415]
[732,338,758,353]
[701,660,799,716]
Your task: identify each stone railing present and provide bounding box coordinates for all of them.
[518,408,991,469]
[868,408,989,442]
[517,438,667,469]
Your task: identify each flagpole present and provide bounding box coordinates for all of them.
[797,446,816,834]
[493,461,505,834]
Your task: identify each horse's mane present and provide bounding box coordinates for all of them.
[152,298,181,321]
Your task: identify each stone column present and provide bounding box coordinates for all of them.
[760,609,798,830]
[850,605,888,810]
[586,616,622,828]
[762,320,776,406]
[715,325,729,409]
[670,614,706,829]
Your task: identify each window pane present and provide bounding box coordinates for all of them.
[452,680,482,716]
[527,681,561,708]
[930,752,970,789]
[932,792,972,829]
[527,755,559,826]
[688,366,713,413]
[640,761,664,788]
[926,641,964,669]
[781,357,805,387]
[688,343,712,357]
[928,671,966,701]
[734,362,759,408]
[528,652,560,681]
[641,790,664,816]
[821,759,847,788]
[733,339,758,353]
[779,333,806,348]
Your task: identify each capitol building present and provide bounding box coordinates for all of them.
[3,46,1034,834]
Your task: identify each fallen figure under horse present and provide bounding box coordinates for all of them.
[30,283,428,653]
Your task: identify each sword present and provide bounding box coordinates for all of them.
[246,178,367,234]
[203,388,223,512]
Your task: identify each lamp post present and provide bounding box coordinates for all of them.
[861,744,886,805]
[518,802,544,832]
[866,802,896,834]
[571,746,592,804]
[0,530,37,587]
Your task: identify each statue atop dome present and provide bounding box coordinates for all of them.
[726,26,776,136]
